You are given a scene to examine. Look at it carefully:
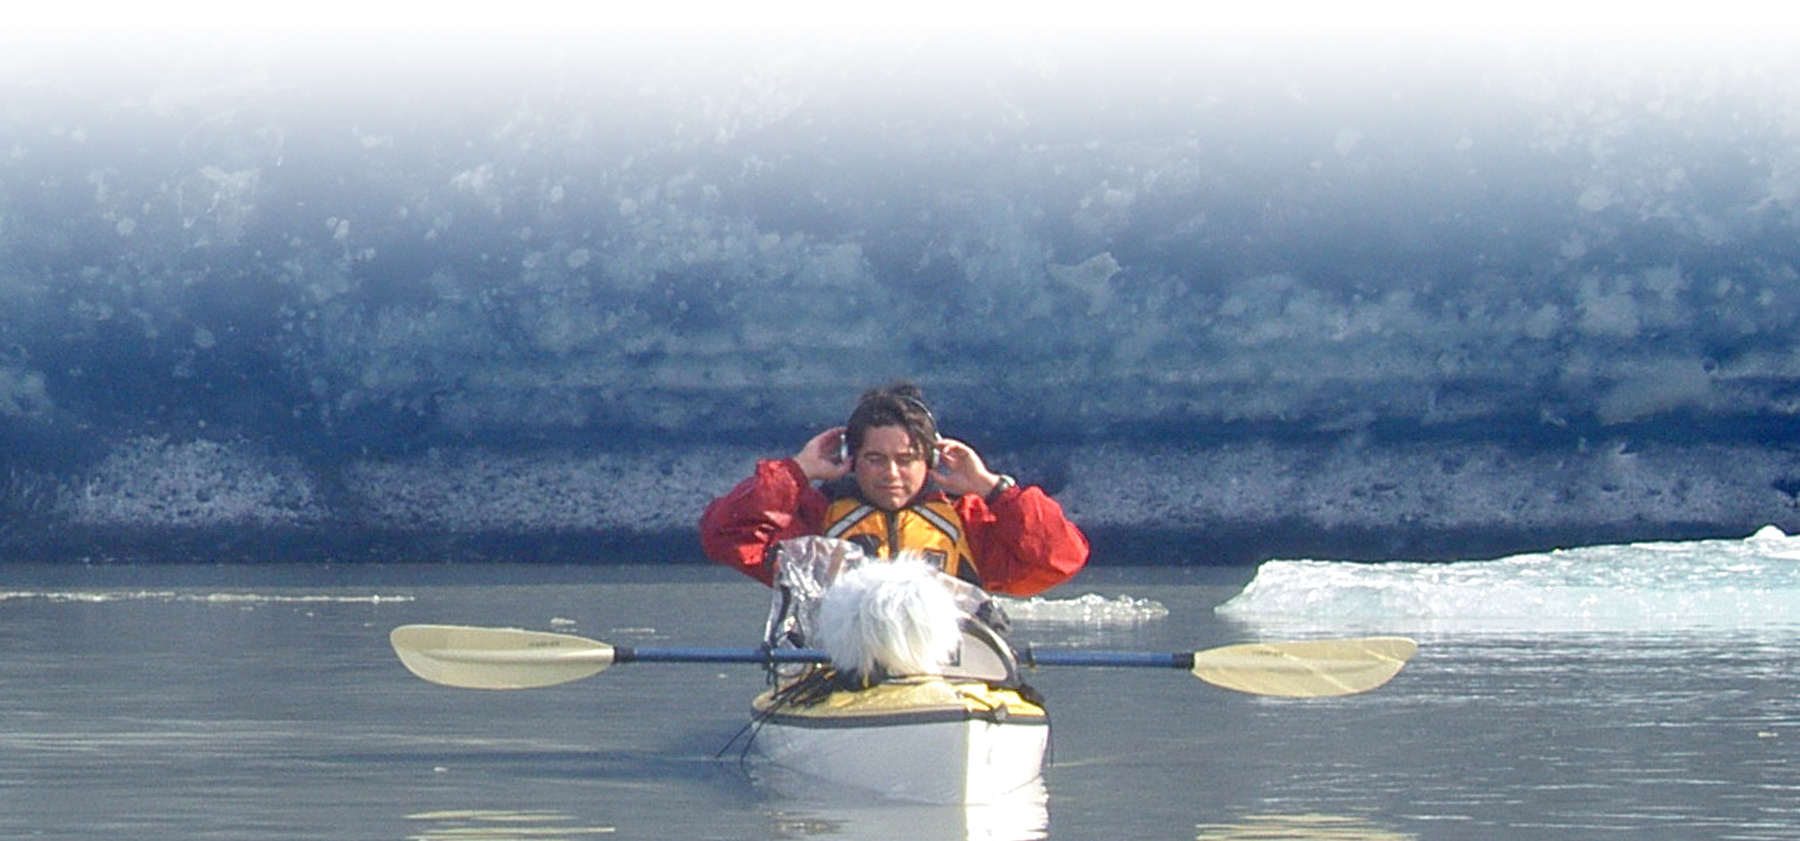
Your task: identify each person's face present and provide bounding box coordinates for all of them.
[853,424,931,511]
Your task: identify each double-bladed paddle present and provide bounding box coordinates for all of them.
[389,624,1416,698]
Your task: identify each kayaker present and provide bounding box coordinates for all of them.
[699,382,1089,596]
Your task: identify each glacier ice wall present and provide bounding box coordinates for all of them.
[3,19,1800,562]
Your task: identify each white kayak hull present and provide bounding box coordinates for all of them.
[750,678,1049,804]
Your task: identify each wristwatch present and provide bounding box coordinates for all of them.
[985,474,1017,504]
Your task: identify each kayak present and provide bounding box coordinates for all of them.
[731,540,1052,803]
[745,602,1048,805]
[749,676,1049,804]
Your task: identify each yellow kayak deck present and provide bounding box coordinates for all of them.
[753,677,1047,728]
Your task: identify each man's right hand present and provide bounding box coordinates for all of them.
[794,426,851,482]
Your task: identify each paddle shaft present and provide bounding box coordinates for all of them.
[616,646,828,665]
[1021,649,1189,669]
[618,646,1189,669]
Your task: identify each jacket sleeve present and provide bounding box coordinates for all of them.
[957,484,1090,597]
[698,458,828,586]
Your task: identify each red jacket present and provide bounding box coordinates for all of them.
[699,458,1089,597]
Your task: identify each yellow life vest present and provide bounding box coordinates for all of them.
[822,497,977,583]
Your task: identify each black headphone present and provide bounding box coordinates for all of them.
[838,394,940,469]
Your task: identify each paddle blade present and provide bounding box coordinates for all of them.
[390,624,617,690]
[1190,636,1417,698]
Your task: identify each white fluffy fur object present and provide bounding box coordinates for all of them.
[814,558,964,677]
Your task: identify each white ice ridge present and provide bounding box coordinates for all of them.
[1216,526,1800,633]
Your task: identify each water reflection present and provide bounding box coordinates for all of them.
[1193,813,1415,841]
[755,771,1049,841]
[404,810,617,840]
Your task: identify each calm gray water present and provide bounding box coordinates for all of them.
[2,556,1797,840]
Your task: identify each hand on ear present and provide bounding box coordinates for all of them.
[796,426,851,482]
[931,438,1000,497]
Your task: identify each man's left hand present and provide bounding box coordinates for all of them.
[932,438,1002,498]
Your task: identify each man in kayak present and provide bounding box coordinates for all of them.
[699,382,1089,597]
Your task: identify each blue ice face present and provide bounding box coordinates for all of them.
[4,18,1795,561]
